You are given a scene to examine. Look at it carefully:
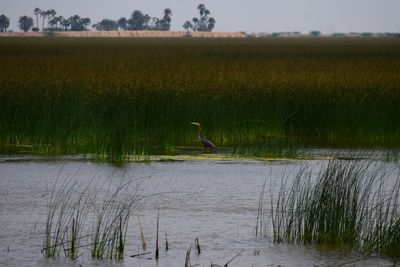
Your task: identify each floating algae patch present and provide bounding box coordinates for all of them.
[151,153,332,162]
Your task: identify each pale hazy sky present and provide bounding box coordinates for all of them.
[1,0,399,33]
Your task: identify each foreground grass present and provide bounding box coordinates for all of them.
[256,159,400,261]
[42,174,142,260]
[0,37,399,161]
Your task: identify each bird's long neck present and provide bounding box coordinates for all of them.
[197,125,203,139]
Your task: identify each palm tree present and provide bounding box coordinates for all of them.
[143,15,151,29]
[207,17,215,32]
[94,19,117,31]
[57,16,64,29]
[151,17,160,30]
[129,10,145,30]
[19,16,34,32]
[0,14,10,32]
[48,9,56,28]
[161,8,172,31]
[34,8,41,29]
[185,4,216,32]
[163,8,172,22]
[48,17,57,29]
[117,17,127,31]
[192,18,199,31]
[198,8,210,31]
[69,15,82,31]
[61,17,71,31]
[183,21,192,33]
[40,10,47,31]
[56,16,64,30]
[82,18,91,30]
[45,10,52,28]
[197,4,206,16]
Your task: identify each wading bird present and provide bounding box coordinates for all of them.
[190,122,216,153]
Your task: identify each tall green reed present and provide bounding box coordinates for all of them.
[42,174,94,259]
[256,157,400,260]
[42,172,143,261]
[91,179,142,260]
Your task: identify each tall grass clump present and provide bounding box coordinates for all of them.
[42,173,143,261]
[1,38,400,160]
[43,176,93,259]
[256,158,400,260]
[361,176,400,261]
[91,179,142,260]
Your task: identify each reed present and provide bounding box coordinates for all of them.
[155,209,159,260]
[1,38,400,161]
[165,232,169,251]
[257,158,400,260]
[42,176,92,259]
[195,238,200,255]
[184,244,191,267]
[361,174,400,261]
[138,216,147,251]
[42,173,143,261]
[91,179,142,260]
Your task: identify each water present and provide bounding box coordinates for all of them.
[0,156,395,267]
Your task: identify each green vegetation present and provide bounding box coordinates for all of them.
[184,4,215,32]
[1,38,400,161]
[32,7,91,32]
[256,159,400,261]
[0,14,10,32]
[42,175,142,260]
[18,16,34,32]
[91,180,140,260]
[95,8,172,32]
[43,177,93,258]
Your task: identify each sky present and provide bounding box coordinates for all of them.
[1,0,399,33]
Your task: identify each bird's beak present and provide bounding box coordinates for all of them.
[190,122,200,126]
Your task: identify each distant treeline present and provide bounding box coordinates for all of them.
[94,9,172,31]
[0,4,216,33]
[249,31,400,38]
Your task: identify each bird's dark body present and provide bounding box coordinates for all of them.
[199,133,216,149]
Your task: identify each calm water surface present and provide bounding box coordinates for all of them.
[0,156,395,267]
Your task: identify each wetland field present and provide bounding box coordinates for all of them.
[0,37,400,160]
[0,37,399,266]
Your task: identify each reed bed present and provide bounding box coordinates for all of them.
[1,38,400,161]
[256,158,400,261]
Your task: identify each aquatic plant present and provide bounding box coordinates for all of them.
[91,179,142,260]
[42,173,143,261]
[155,209,159,260]
[256,158,400,260]
[195,238,200,254]
[361,175,400,261]
[184,244,191,267]
[1,38,400,161]
[42,176,93,259]
[138,216,147,250]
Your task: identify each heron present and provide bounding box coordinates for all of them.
[190,122,216,153]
